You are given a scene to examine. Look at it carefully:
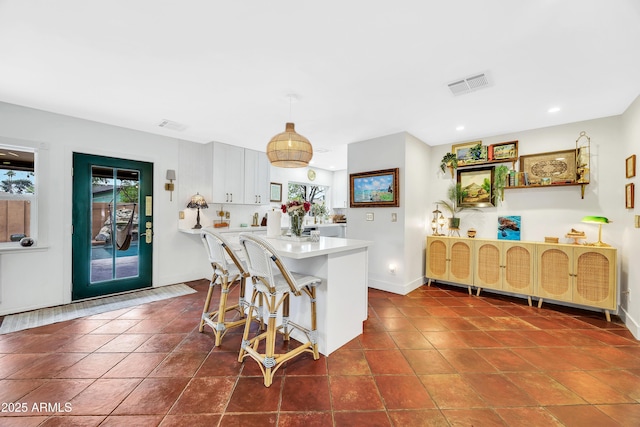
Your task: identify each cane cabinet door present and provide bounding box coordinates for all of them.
[536,244,573,302]
[503,242,535,295]
[474,239,502,290]
[426,236,448,281]
[475,240,535,294]
[572,247,616,310]
[426,236,474,284]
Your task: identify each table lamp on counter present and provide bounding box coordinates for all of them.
[187,193,208,229]
[581,216,611,247]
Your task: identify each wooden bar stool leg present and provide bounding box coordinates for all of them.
[263,292,279,387]
[237,276,247,317]
[213,275,231,346]
[308,285,319,359]
[199,272,218,333]
[282,293,290,341]
[239,286,259,362]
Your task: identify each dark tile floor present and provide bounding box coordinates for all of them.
[1,279,639,426]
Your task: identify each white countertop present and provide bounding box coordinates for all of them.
[178,223,346,235]
[263,236,371,259]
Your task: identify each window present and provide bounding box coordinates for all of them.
[287,182,329,217]
[0,145,36,245]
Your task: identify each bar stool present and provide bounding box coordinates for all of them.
[199,230,256,346]
[238,232,321,387]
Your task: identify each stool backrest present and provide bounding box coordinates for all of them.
[239,233,299,294]
[201,229,245,275]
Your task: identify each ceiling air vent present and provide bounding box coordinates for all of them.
[447,73,490,96]
[158,119,187,132]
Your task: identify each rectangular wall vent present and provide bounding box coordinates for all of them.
[448,72,490,96]
[158,119,187,131]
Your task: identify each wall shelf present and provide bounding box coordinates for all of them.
[457,157,518,169]
[504,181,589,199]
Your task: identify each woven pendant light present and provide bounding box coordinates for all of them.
[266,122,313,168]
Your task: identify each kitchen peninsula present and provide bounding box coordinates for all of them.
[180,228,372,355]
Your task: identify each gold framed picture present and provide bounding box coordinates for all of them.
[519,149,577,185]
[626,183,634,209]
[350,168,399,208]
[452,141,484,166]
[491,140,518,161]
[269,182,282,202]
[626,154,636,178]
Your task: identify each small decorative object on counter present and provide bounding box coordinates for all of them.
[282,200,311,237]
[565,228,586,244]
[544,236,559,244]
[467,228,477,238]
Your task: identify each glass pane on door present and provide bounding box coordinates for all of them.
[90,166,140,283]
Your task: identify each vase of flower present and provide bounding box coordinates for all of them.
[281,200,311,238]
[290,214,303,237]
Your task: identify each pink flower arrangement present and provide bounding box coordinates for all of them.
[281,200,311,217]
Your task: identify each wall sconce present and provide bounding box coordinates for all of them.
[165,169,176,201]
[388,263,396,274]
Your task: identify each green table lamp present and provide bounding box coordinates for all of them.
[581,216,611,247]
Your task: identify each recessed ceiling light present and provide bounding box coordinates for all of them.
[548,107,561,113]
[456,126,465,131]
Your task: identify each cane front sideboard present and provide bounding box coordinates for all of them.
[425,236,617,321]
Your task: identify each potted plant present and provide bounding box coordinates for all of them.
[494,165,509,203]
[440,152,458,178]
[438,183,478,229]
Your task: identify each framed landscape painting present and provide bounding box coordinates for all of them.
[457,166,495,207]
[350,168,399,208]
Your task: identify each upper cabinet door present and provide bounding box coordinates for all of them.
[212,142,244,204]
[332,169,348,208]
[243,149,270,204]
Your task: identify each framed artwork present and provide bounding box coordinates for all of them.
[498,216,521,240]
[491,140,518,160]
[626,183,634,209]
[269,182,282,202]
[350,168,399,208]
[626,154,636,178]
[519,149,577,185]
[456,166,495,207]
[452,140,485,166]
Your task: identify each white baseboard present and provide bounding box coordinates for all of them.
[368,276,424,295]
[619,306,639,340]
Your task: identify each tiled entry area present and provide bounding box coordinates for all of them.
[0,279,639,426]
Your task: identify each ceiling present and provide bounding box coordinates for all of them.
[1,1,639,171]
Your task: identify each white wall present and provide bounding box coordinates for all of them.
[430,112,639,337]
[348,132,431,295]
[431,116,623,242]
[621,95,640,337]
[0,101,203,315]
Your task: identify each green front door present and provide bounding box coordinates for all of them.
[72,153,153,300]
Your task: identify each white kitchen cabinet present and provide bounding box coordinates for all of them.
[243,149,270,204]
[212,142,244,204]
[332,169,348,208]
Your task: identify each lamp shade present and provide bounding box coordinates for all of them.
[581,215,611,247]
[187,192,208,209]
[166,169,176,180]
[581,216,609,224]
[266,122,313,168]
